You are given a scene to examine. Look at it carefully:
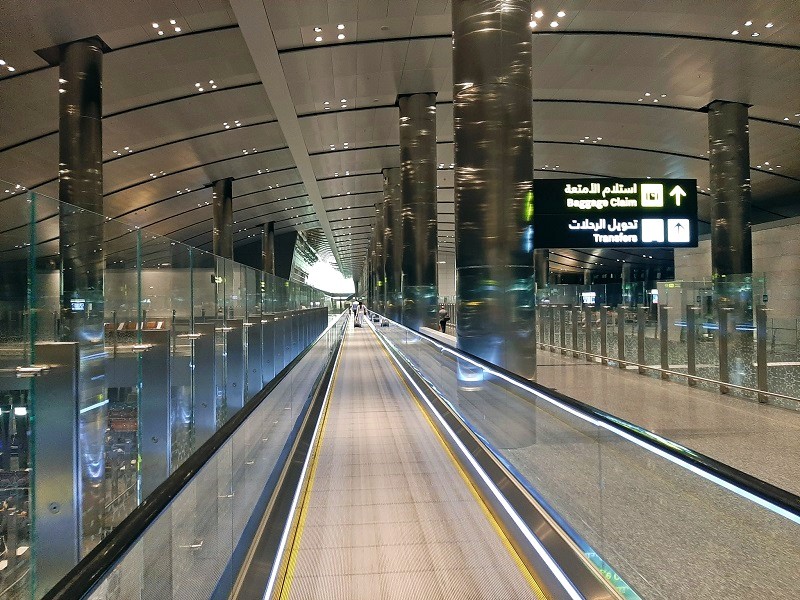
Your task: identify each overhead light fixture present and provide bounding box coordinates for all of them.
[744,20,753,26]
[341,98,346,103]
[315,36,323,42]
[766,22,774,28]
[175,27,181,32]
[534,10,544,18]
[170,19,177,25]
[752,32,759,37]
[323,100,330,105]
[550,21,559,27]
[314,26,322,32]
[557,10,566,17]
[731,30,739,35]
[530,20,537,28]
[338,33,345,39]
[152,23,159,28]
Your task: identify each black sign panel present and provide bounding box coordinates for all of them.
[533,178,698,249]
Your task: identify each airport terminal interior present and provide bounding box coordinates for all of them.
[1,1,800,598]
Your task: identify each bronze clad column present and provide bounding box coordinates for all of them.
[708,101,753,278]
[382,168,402,321]
[453,0,536,377]
[262,221,275,274]
[58,37,107,553]
[399,93,438,331]
[212,178,234,259]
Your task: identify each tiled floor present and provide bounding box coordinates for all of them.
[534,348,800,496]
[281,325,543,600]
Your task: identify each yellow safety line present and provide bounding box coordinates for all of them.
[372,327,549,600]
[275,330,345,600]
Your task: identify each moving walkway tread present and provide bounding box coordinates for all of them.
[271,324,546,599]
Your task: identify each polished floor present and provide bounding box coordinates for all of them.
[534,347,800,497]
[277,325,543,600]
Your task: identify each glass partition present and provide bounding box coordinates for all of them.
[537,277,800,409]
[372,317,800,600]
[0,181,331,600]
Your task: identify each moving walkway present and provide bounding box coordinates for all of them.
[43,312,800,599]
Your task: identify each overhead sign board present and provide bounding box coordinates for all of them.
[533,178,698,249]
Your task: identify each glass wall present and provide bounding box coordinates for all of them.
[0,182,331,599]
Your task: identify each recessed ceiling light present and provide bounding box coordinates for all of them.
[195,82,201,87]
[766,22,774,28]
[557,10,566,17]
[530,20,537,28]
[158,31,164,36]
[324,107,330,110]
[550,21,559,27]
[170,19,176,25]
[198,87,204,92]
[752,32,759,37]
[314,27,322,32]
[174,27,181,32]
[645,92,651,97]
[731,30,739,35]
[337,23,345,30]
[152,23,159,28]
[323,100,330,105]
[661,94,667,97]
[315,36,323,42]
[209,80,214,84]
[744,20,753,26]
[338,33,345,39]
[341,98,346,103]
[0,60,5,66]
[534,10,544,18]
[6,66,14,72]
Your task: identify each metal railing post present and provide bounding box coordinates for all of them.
[757,306,769,403]
[584,305,592,362]
[617,306,625,369]
[637,306,646,374]
[687,306,698,387]
[659,305,669,379]
[599,305,608,365]
[719,307,732,394]
[571,305,579,358]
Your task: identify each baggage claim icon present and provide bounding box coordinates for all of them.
[640,183,690,243]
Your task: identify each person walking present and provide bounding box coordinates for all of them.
[438,305,450,333]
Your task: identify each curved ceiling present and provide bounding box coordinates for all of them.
[0,0,799,278]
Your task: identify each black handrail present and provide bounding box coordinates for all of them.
[43,310,348,600]
[378,313,800,518]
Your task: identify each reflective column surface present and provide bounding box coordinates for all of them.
[58,37,108,554]
[212,178,234,260]
[708,100,753,278]
[382,167,402,322]
[399,93,438,331]
[452,0,536,378]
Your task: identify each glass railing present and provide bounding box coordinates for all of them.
[371,315,800,600]
[536,285,800,408]
[0,180,332,599]
[51,310,348,600]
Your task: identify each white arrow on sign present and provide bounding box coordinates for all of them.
[669,185,686,206]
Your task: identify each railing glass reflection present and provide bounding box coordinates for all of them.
[0,181,331,599]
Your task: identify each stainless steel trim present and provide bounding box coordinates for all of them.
[32,342,81,598]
